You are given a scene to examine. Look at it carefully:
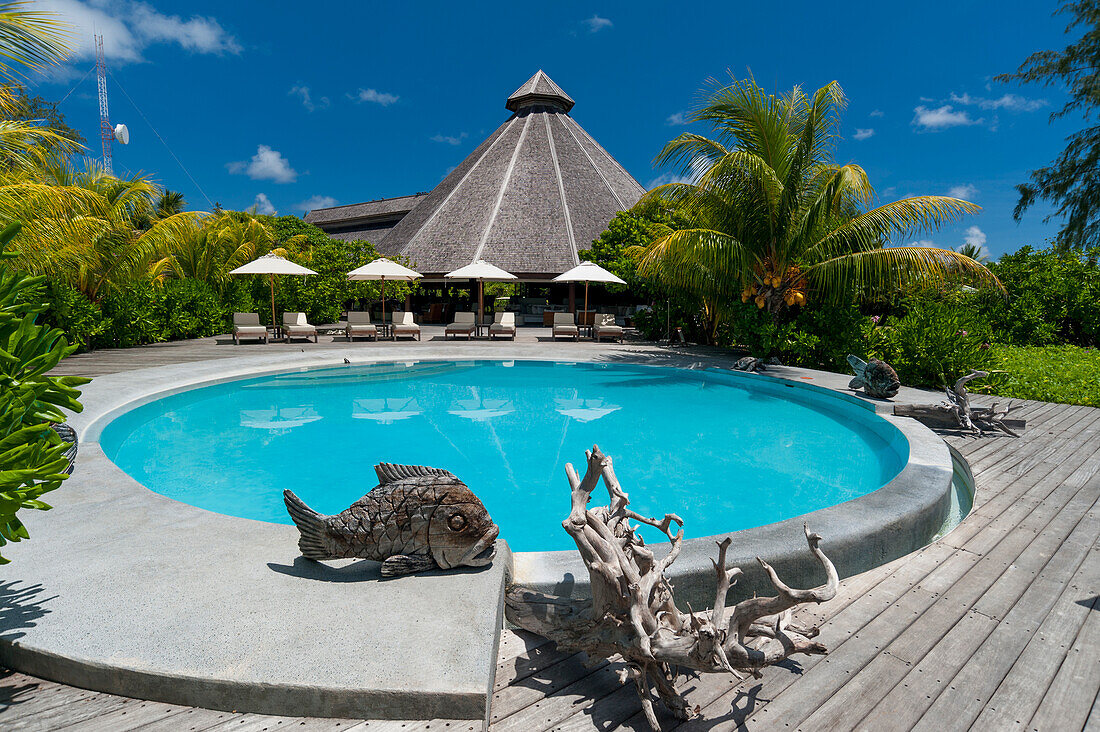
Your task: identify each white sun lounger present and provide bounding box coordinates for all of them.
[283,312,318,343]
[232,312,268,344]
[490,311,516,340]
[391,311,421,340]
[345,311,378,341]
[445,311,476,339]
[595,313,624,343]
[552,312,578,341]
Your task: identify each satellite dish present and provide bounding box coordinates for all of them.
[113,123,129,145]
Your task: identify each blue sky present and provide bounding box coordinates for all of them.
[31,0,1078,259]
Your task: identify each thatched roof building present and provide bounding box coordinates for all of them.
[305,71,645,280]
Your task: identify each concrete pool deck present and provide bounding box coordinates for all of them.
[8,336,960,727]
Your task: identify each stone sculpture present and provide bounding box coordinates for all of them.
[505,446,837,731]
[284,463,499,576]
[847,355,901,398]
[894,369,1024,436]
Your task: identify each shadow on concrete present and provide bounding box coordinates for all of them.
[266,555,494,583]
[0,581,56,642]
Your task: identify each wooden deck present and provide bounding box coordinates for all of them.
[7,345,1099,730]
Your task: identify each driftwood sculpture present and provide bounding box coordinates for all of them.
[284,463,499,576]
[506,446,838,730]
[894,370,1024,436]
[847,355,901,399]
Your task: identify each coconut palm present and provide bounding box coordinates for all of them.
[956,242,990,264]
[0,3,78,165]
[634,77,1002,337]
[154,189,186,219]
[0,158,202,301]
[160,212,277,292]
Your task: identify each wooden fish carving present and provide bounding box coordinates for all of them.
[847,355,901,399]
[283,463,499,577]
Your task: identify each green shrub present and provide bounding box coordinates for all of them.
[158,279,227,340]
[0,222,88,563]
[866,299,995,388]
[723,301,868,371]
[98,281,166,348]
[979,246,1100,346]
[41,280,107,351]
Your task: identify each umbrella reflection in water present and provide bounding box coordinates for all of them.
[352,397,422,424]
[448,398,515,422]
[239,407,322,431]
[554,397,622,423]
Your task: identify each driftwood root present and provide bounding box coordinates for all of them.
[505,445,838,730]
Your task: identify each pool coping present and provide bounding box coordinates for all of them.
[5,345,955,723]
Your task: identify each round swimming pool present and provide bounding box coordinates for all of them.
[100,359,909,551]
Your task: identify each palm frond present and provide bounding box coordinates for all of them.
[804,246,1004,304]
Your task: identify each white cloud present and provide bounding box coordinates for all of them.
[912,105,982,131]
[35,0,240,64]
[853,128,875,140]
[353,88,399,106]
[583,14,613,32]
[963,225,987,247]
[295,195,337,212]
[666,111,688,125]
[289,85,327,112]
[869,109,884,118]
[252,193,276,215]
[647,172,695,189]
[948,184,979,199]
[227,145,297,184]
[950,92,1047,112]
[431,132,467,145]
[904,239,937,248]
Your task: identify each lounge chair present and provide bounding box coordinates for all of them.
[490,312,516,340]
[283,312,318,343]
[345,311,378,341]
[232,312,268,344]
[391,311,421,340]
[445,311,476,339]
[552,312,578,341]
[595,313,624,343]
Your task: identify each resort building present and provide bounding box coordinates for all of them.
[305,71,645,283]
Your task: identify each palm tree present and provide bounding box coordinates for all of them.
[160,212,276,292]
[154,189,186,219]
[956,242,990,264]
[0,158,202,301]
[0,3,79,165]
[634,76,1002,339]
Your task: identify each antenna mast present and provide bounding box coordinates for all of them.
[95,33,112,173]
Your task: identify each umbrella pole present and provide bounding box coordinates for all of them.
[269,274,275,333]
[584,281,589,328]
[479,279,484,325]
[381,277,386,336]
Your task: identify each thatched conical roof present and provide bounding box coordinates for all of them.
[380,71,645,279]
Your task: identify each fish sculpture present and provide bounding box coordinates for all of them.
[847,354,902,399]
[283,463,499,577]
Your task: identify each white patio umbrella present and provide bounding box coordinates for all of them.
[552,261,626,323]
[444,259,517,324]
[347,257,422,326]
[229,252,318,330]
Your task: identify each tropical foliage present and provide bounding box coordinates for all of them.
[996,0,1100,250]
[632,76,1001,342]
[0,221,88,563]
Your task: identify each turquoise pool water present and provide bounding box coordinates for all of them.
[100,360,909,551]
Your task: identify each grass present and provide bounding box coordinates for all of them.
[981,344,1100,407]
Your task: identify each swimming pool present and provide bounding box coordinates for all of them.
[100,359,909,552]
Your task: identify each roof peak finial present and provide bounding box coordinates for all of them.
[506,70,575,113]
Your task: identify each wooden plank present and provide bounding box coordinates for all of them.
[53,700,193,731]
[1,693,136,731]
[1028,591,1100,731]
[972,549,1100,730]
[490,659,626,732]
[489,652,608,724]
[130,706,238,731]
